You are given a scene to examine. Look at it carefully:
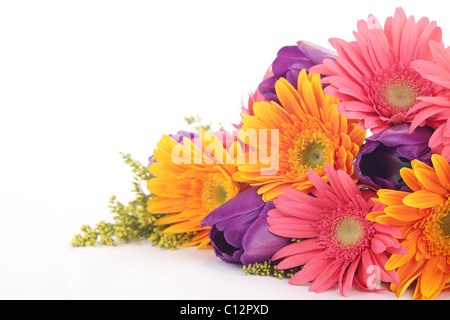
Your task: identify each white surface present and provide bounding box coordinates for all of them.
[1,0,450,300]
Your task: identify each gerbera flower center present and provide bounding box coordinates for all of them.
[303,142,327,168]
[335,218,364,246]
[423,201,450,256]
[201,175,232,212]
[385,84,416,111]
[369,63,432,119]
[287,129,334,178]
[440,213,450,236]
[316,202,375,260]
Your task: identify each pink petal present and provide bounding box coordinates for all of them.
[399,15,417,64]
[325,164,350,203]
[373,222,402,237]
[276,250,322,270]
[429,125,446,150]
[288,252,329,285]
[368,26,393,69]
[309,262,340,293]
[357,249,374,289]
[307,168,333,198]
[371,251,400,285]
[391,7,408,58]
[371,237,387,254]
[414,20,440,59]
[338,260,353,296]
[342,255,361,292]
[268,223,318,239]
[411,60,450,89]
[329,37,372,83]
[354,22,377,73]
[338,100,376,113]
[386,243,408,255]
[271,238,320,261]
[337,169,360,200]
[429,40,450,73]
[274,199,322,221]
[408,104,449,131]
[325,76,370,103]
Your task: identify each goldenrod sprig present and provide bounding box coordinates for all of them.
[71,153,195,249]
[242,260,302,279]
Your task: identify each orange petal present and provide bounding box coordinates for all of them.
[431,154,450,191]
[275,78,302,115]
[373,214,406,226]
[366,210,384,222]
[147,197,187,214]
[411,159,434,172]
[414,168,448,195]
[402,190,445,208]
[400,167,422,191]
[420,257,445,298]
[384,205,422,221]
[377,189,411,206]
[385,237,418,270]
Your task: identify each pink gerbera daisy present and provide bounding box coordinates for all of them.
[311,7,446,134]
[267,164,406,295]
[410,41,450,160]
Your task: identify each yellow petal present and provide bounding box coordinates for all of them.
[275,78,302,115]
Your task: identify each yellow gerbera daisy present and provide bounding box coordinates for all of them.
[147,130,245,249]
[368,154,450,300]
[233,70,366,201]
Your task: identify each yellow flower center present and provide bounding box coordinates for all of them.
[335,218,364,246]
[201,174,233,213]
[423,201,450,256]
[287,129,334,178]
[385,84,417,111]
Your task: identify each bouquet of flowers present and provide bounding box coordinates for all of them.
[73,7,450,300]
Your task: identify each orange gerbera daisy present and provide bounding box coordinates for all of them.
[147,130,245,248]
[233,70,366,201]
[368,154,450,299]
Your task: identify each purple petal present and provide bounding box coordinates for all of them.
[367,123,434,146]
[218,209,260,248]
[240,202,291,265]
[396,144,432,165]
[356,144,408,190]
[297,41,336,65]
[209,226,240,263]
[272,45,309,76]
[201,187,264,227]
[169,130,197,144]
[354,123,434,190]
[257,41,336,103]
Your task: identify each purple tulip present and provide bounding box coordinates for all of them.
[258,41,335,103]
[201,187,290,265]
[355,123,434,191]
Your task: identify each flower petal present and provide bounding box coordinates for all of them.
[402,190,445,208]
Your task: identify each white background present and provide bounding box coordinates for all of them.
[1,0,450,300]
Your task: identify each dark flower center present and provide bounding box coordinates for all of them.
[440,213,450,237]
